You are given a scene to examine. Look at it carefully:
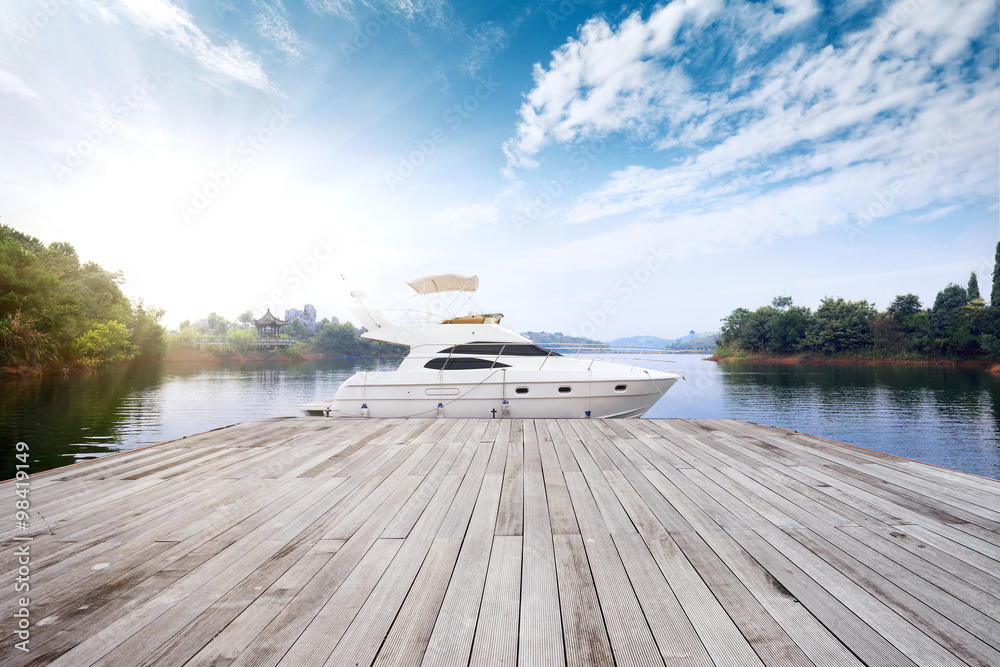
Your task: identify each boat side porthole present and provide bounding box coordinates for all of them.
[515,387,529,394]
[614,384,627,393]
[558,386,572,394]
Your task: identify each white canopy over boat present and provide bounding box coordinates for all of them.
[407,274,479,294]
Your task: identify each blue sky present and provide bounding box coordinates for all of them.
[1,0,997,340]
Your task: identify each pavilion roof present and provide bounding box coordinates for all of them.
[254,309,288,326]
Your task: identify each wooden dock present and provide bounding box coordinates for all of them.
[3,418,1000,666]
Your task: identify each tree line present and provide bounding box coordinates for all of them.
[0,222,399,370]
[171,312,404,358]
[716,243,1000,360]
[0,225,166,370]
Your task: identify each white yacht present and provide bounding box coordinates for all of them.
[303,274,682,419]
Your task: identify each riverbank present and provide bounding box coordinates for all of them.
[1,348,393,377]
[708,351,1000,373]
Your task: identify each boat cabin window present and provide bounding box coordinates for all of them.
[558,386,572,394]
[437,343,557,357]
[515,387,529,394]
[424,357,510,370]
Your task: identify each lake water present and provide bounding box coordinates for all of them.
[2,355,998,481]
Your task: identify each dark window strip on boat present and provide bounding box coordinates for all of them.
[424,357,511,370]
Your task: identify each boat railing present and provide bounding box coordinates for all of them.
[540,344,679,372]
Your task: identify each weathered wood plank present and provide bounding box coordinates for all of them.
[326,473,463,667]
[519,469,564,666]
[278,538,402,665]
[611,533,713,666]
[582,533,664,667]
[421,473,504,667]
[469,535,522,667]
[552,533,615,667]
[187,539,346,665]
[372,537,463,667]
[495,419,524,536]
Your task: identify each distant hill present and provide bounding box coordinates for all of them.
[520,331,604,348]
[523,330,718,351]
[610,331,719,351]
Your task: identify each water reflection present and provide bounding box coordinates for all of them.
[2,356,998,480]
[0,357,394,479]
[696,361,1000,480]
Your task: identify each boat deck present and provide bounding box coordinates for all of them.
[2,417,1000,665]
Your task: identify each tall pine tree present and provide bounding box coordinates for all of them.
[968,271,981,301]
[993,241,1000,306]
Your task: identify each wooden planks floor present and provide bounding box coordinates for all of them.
[2,417,1000,666]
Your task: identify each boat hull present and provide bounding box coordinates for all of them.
[314,367,680,419]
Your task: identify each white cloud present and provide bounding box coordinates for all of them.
[107,0,276,93]
[304,0,355,19]
[305,0,450,26]
[0,70,40,100]
[503,0,724,168]
[502,0,998,272]
[253,0,309,63]
[461,21,509,78]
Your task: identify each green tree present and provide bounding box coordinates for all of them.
[993,241,1000,306]
[804,297,876,354]
[170,326,198,350]
[887,294,922,322]
[968,272,981,301]
[285,318,313,340]
[771,295,793,310]
[0,224,167,368]
[978,306,1000,357]
[930,283,968,336]
[314,321,363,356]
[73,320,134,365]
[769,306,811,352]
[885,294,925,352]
[206,312,229,336]
[719,308,752,349]
[742,307,779,352]
[870,315,905,356]
[0,224,45,253]
[225,327,257,353]
[0,310,56,366]
[127,299,166,360]
[236,310,254,327]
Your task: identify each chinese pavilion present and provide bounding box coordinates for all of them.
[253,309,288,338]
